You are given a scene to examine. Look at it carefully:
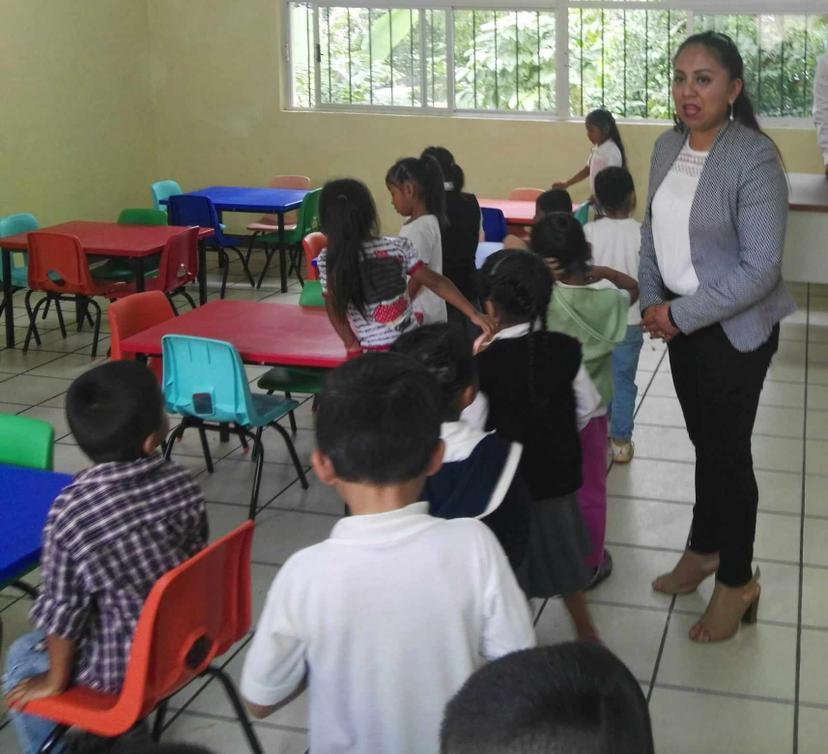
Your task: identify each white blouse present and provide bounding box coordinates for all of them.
[651,141,706,296]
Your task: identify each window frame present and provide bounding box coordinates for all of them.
[281,0,824,127]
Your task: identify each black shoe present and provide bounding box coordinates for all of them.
[585,549,613,591]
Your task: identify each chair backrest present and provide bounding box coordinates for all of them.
[0,213,39,284]
[298,280,325,308]
[294,188,322,239]
[157,226,199,292]
[151,180,183,212]
[27,232,97,295]
[302,231,327,281]
[118,208,169,226]
[268,175,311,190]
[167,195,225,244]
[481,207,507,242]
[109,291,176,362]
[508,188,544,201]
[0,413,54,470]
[573,202,591,226]
[162,335,256,425]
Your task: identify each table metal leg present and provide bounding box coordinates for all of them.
[198,240,207,305]
[278,214,287,293]
[133,257,146,291]
[2,248,14,347]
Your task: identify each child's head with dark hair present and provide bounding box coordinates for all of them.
[479,250,552,328]
[593,167,635,217]
[535,189,573,221]
[66,361,166,464]
[585,108,626,168]
[314,353,443,484]
[318,178,380,319]
[530,212,591,278]
[391,323,476,422]
[386,155,447,226]
[421,146,466,192]
[441,643,655,754]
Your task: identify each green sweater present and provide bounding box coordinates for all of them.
[546,282,629,406]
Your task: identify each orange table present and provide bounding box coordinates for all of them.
[1,221,214,348]
[120,299,348,368]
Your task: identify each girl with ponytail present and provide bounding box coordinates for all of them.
[475,249,599,642]
[386,155,450,325]
[317,178,491,354]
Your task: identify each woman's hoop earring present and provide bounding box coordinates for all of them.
[729,102,735,121]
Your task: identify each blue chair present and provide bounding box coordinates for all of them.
[481,207,507,242]
[0,213,39,320]
[161,334,308,519]
[151,180,183,212]
[168,195,255,297]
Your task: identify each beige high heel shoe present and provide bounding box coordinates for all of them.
[689,568,761,643]
[652,550,720,596]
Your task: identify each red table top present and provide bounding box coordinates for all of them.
[0,221,214,258]
[478,199,537,225]
[120,300,348,368]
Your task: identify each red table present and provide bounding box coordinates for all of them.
[1,221,214,348]
[478,199,537,226]
[119,299,348,368]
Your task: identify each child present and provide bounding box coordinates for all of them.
[3,361,207,754]
[392,323,531,572]
[240,353,535,754]
[553,108,626,204]
[441,642,655,754]
[474,250,599,641]
[588,167,643,463]
[421,147,483,326]
[316,178,491,354]
[386,155,448,324]
[503,188,574,251]
[532,212,638,589]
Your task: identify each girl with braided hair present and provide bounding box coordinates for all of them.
[475,250,600,641]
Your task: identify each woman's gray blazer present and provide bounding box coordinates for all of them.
[638,120,796,352]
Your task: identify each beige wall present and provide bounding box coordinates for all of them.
[3,0,824,231]
[0,0,156,226]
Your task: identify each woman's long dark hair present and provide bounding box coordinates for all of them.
[318,178,378,319]
[421,146,465,192]
[673,31,761,133]
[585,109,626,168]
[386,155,447,226]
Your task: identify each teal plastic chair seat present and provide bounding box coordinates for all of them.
[0,213,39,288]
[161,334,309,518]
[573,202,591,226]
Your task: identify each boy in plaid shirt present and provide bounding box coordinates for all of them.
[3,361,207,754]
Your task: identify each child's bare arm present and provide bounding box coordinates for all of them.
[5,634,76,709]
[245,675,308,719]
[412,266,495,337]
[587,266,639,305]
[553,165,589,189]
[324,294,361,354]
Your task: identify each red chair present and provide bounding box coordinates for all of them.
[302,231,327,282]
[23,232,127,357]
[24,522,263,754]
[108,291,177,382]
[143,226,199,311]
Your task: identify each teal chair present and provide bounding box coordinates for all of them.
[573,202,591,226]
[151,180,183,213]
[0,213,39,319]
[161,334,309,518]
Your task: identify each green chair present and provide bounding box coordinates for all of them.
[0,412,54,470]
[92,208,169,281]
[298,280,324,308]
[250,189,321,289]
[118,208,168,226]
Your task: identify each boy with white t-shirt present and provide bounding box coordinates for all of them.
[240,353,535,754]
[586,166,643,463]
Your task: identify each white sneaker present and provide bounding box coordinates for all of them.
[611,439,634,464]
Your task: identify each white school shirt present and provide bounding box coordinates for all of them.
[651,141,706,296]
[240,502,535,754]
[588,139,624,194]
[584,217,642,325]
[399,214,447,324]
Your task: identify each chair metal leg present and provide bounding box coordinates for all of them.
[270,421,308,490]
[152,699,168,742]
[237,427,250,453]
[230,246,255,288]
[23,290,42,347]
[285,391,297,434]
[53,298,67,338]
[245,231,261,267]
[202,666,264,754]
[197,424,214,473]
[256,249,275,289]
[88,298,102,358]
[181,290,197,310]
[248,430,265,519]
[166,294,180,316]
[37,724,69,754]
[41,297,51,319]
[219,250,229,299]
[23,296,46,351]
[163,422,186,460]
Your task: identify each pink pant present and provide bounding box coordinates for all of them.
[578,415,608,569]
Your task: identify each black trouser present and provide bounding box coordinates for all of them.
[667,322,779,587]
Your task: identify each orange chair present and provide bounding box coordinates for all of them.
[508,187,544,201]
[24,522,264,754]
[23,232,127,358]
[108,291,177,381]
[302,231,327,282]
[246,174,312,233]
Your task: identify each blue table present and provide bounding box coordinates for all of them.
[0,465,72,589]
[164,187,310,293]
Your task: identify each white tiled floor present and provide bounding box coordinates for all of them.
[1,268,827,753]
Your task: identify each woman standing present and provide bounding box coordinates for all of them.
[639,32,795,642]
